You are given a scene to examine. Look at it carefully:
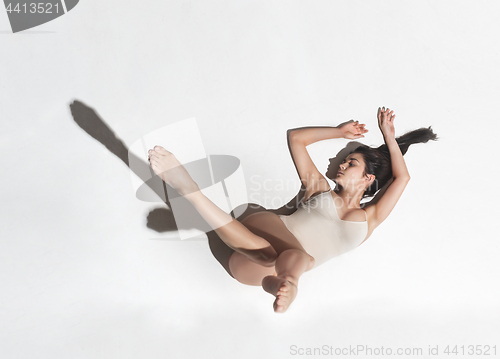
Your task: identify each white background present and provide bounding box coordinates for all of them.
[1,1,499,358]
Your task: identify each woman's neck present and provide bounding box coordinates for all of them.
[333,187,363,209]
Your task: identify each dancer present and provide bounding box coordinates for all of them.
[147,107,437,313]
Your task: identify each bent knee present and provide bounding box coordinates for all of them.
[279,248,315,271]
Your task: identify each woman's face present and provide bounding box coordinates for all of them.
[335,153,370,191]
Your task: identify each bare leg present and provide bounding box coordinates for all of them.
[149,146,315,313]
[228,251,276,286]
[262,249,313,313]
[148,146,277,267]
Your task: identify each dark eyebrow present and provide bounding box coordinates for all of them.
[348,157,360,163]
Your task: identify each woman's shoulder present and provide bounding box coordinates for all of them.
[360,204,381,235]
[361,203,375,218]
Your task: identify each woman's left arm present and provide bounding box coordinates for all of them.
[366,107,410,227]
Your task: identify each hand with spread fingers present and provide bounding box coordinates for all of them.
[339,120,368,140]
[378,106,396,140]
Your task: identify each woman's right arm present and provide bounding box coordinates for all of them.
[287,122,367,199]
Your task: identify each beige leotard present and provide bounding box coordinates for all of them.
[278,191,368,268]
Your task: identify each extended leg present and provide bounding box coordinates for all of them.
[148,146,277,267]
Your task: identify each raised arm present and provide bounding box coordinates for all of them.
[367,107,411,227]
[287,121,368,200]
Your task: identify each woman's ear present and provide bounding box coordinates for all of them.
[365,174,375,185]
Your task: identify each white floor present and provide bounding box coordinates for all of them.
[1,1,499,358]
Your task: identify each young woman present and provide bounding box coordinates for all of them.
[147,107,437,313]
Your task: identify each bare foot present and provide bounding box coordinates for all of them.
[262,275,298,313]
[148,146,199,196]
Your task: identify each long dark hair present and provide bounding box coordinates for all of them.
[353,127,438,198]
